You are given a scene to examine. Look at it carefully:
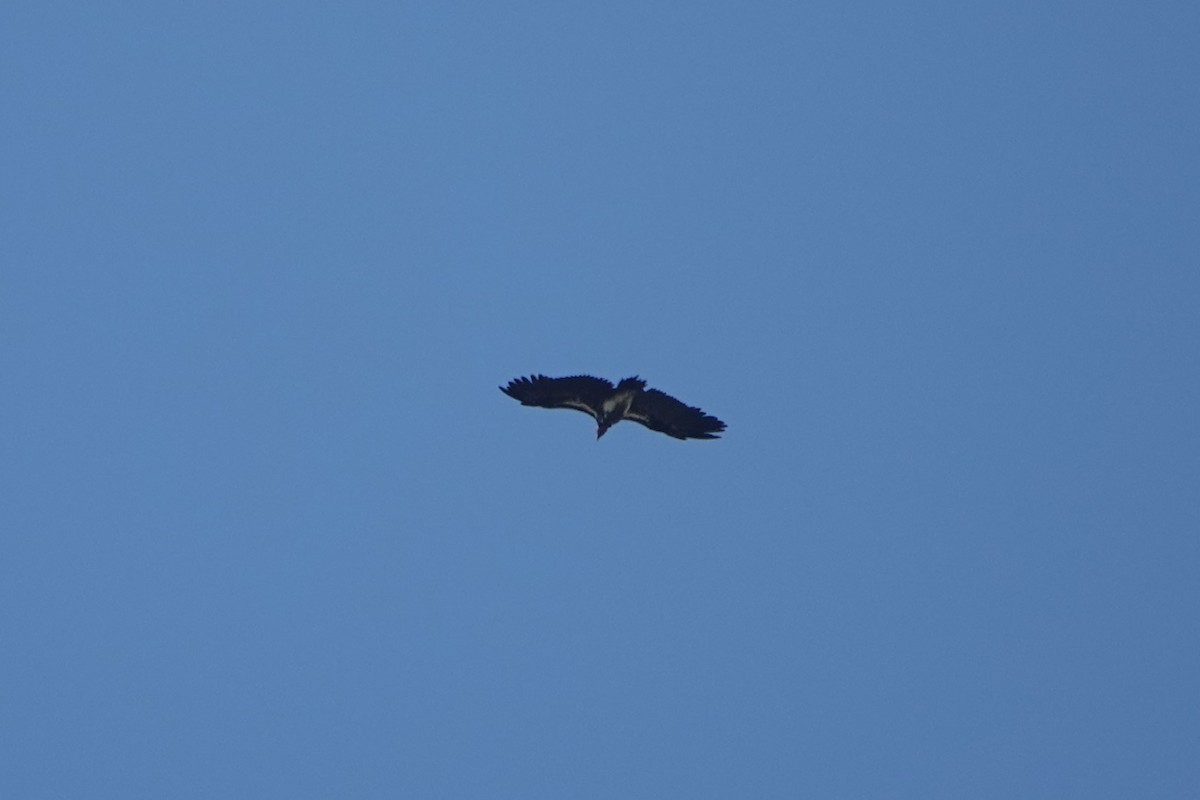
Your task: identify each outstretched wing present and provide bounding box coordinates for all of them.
[626,388,726,440]
[500,374,614,420]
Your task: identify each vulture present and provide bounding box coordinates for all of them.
[500,374,726,440]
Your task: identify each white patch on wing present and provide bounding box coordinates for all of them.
[602,391,636,418]
[559,399,601,420]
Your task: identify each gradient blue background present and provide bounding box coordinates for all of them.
[4,3,1198,797]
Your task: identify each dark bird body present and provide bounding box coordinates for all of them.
[500,374,726,440]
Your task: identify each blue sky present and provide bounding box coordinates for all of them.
[3,2,1198,797]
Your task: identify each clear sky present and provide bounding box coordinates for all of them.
[3,2,1198,798]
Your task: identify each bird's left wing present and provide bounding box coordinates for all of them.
[626,388,726,440]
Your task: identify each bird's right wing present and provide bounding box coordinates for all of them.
[500,374,613,419]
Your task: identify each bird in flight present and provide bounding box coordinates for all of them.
[500,374,726,440]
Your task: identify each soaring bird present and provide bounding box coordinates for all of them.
[500,374,726,440]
